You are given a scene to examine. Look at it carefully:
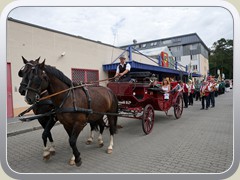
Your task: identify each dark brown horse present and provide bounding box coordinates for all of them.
[23,60,118,166]
[18,57,57,160]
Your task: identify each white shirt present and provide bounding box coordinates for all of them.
[116,63,131,73]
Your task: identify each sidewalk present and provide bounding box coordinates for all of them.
[7,116,60,137]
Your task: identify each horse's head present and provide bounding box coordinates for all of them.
[23,59,49,105]
[18,56,41,95]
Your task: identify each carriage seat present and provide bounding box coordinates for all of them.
[148,87,166,94]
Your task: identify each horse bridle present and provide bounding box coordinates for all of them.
[24,64,48,101]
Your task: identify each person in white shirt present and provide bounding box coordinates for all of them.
[114,54,131,82]
[188,80,195,106]
[179,80,189,108]
[162,79,170,100]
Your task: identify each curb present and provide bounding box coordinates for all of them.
[7,122,61,137]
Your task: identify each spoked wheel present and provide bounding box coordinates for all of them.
[142,104,155,135]
[174,95,183,119]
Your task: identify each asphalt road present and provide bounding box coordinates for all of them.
[6,90,233,174]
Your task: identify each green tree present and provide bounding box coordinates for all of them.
[209,38,233,79]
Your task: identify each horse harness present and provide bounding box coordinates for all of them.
[55,83,93,119]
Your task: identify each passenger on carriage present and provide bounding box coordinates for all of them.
[162,79,170,100]
[114,54,131,82]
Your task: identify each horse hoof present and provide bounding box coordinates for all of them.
[117,125,123,129]
[50,151,55,156]
[75,160,82,167]
[69,160,75,166]
[107,149,113,154]
[43,154,51,161]
[99,143,104,148]
[85,140,92,145]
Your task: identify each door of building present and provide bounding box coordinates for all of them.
[7,63,14,118]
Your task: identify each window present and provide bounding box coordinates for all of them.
[192,65,198,70]
[172,38,181,43]
[150,42,158,46]
[142,43,147,48]
[72,68,99,84]
[135,45,139,49]
[175,57,181,62]
[171,46,181,52]
[192,54,198,60]
[190,44,198,50]
[162,39,172,45]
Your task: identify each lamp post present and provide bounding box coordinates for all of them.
[189,49,192,80]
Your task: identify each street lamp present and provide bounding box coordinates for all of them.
[189,49,192,80]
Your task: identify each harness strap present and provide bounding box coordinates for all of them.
[18,104,36,117]
[58,89,71,109]
[82,86,91,115]
[55,107,93,114]
[37,77,117,102]
[71,83,77,111]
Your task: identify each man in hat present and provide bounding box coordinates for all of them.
[179,80,189,108]
[200,81,211,110]
[188,79,195,106]
[114,54,131,82]
[209,76,216,108]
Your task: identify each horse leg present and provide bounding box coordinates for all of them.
[46,116,57,155]
[38,118,51,160]
[41,116,57,160]
[97,120,105,148]
[63,127,76,166]
[106,115,117,154]
[42,131,50,160]
[68,122,84,167]
[86,123,95,145]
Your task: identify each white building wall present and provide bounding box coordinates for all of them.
[199,54,209,78]
[178,54,208,77]
[7,20,158,115]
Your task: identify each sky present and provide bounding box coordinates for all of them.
[8,7,233,48]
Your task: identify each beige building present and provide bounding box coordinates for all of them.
[7,18,157,117]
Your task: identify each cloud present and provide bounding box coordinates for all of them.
[8,7,233,48]
[111,17,126,36]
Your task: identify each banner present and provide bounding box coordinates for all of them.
[161,52,169,67]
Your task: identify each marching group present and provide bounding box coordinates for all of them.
[179,76,228,110]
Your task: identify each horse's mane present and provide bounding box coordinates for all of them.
[44,65,73,87]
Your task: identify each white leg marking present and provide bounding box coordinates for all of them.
[86,131,94,144]
[107,135,114,154]
[69,155,75,166]
[98,134,104,147]
[49,142,56,155]
[43,146,50,160]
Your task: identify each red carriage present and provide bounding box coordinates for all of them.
[107,72,183,134]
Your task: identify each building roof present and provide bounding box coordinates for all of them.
[120,33,210,53]
[139,46,173,57]
[103,60,201,77]
[8,17,117,49]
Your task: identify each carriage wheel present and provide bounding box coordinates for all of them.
[174,95,183,119]
[142,104,155,135]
